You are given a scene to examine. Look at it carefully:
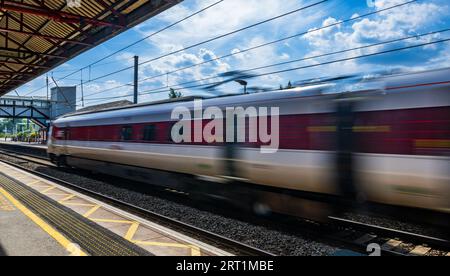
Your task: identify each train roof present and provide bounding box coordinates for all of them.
[64,96,205,117]
[53,67,450,127]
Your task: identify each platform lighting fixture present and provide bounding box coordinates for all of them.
[234,80,248,94]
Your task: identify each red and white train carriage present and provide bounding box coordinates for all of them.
[48,68,450,215]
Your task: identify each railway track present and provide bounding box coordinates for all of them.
[325,217,450,256]
[0,148,53,167]
[0,150,274,257]
[329,217,450,254]
[0,148,449,256]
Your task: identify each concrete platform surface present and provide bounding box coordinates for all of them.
[0,192,68,256]
[0,161,231,256]
[0,140,47,149]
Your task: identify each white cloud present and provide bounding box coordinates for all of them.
[13,0,448,104]
[427,41,450,68]
[132,0,324,96]
[301,0,446,75]
[138,48,230,85]
[137,0,309,47]
[80,79,133,106]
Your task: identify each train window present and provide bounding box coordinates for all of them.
[54,129,65,139]
[121,126,133,141]
[143,125,156,141]
[54,128,70,140]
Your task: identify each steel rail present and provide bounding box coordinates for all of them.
[0,152,275,256]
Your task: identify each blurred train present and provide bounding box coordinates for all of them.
[48,68,450,218]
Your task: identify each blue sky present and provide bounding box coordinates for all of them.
[11,0,450,108]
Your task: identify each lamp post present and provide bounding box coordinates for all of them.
[234,79,248,94]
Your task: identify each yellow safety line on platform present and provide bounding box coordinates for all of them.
[124,222,140,241]
[83,205,101,218]
[65,203,97,207]
[133,241,201,256]
[0,164,209,256]
[0,187,87,256]
[91,218,134,224]
[189,245,201,256]
[31,184,53,190]
[26,180,42,186]
[45,193,70,197]
[58,194,76,204]
[41,186,56,193]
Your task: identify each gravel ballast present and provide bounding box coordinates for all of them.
[1,154,338,256]
[1,144,447,255]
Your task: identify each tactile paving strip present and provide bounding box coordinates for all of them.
[0,173,151,256]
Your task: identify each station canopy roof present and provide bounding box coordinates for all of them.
[0,0,182,96]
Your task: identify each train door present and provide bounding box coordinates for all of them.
[224,118,238,177]
[61,127,70,156]
[223,114,241,178]
[335,98,357,201]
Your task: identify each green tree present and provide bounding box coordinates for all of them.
[0,118,40,139]
[168,88,182,99]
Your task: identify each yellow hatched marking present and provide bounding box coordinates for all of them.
[83,205,101,218]
[58,194,76,204]
[64,203,97,207]
[0,188,87,256]
[26,180,42,186]
[133,241,201,256]
[1,164,207,257]
[124,222,140,241]
[189,245,201,256]
[31,184,53,190]
[91,218,134,224]
[41,186,56,194]
[45,193,71,197]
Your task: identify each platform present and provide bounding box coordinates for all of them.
[0,161,231,256]
[0,140,47,150]
[0,189,69,256]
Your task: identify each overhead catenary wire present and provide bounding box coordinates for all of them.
[75,0,328,87]
[83,36,450,103]
[74,0,333,101]
[127,29,450,95]
[52,0,227,81]
[88,0,227,68]
[23,0,327,98]
[19,0,227,97]
[80,0,417,101]
[25,0,432,109]
[145,27,450,89]
[137,0,329,67]
[136,0,419,84]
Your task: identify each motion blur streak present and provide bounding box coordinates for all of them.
[47,68,450,219]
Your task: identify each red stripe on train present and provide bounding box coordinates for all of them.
[52,106,450,156]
